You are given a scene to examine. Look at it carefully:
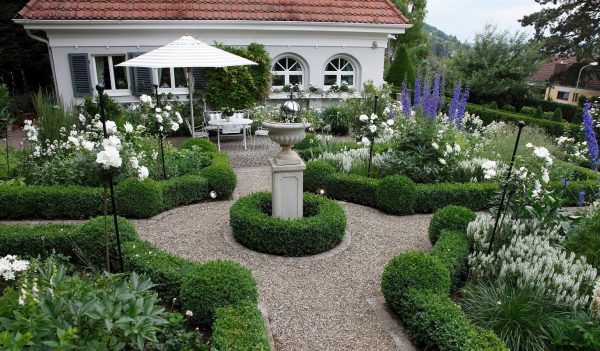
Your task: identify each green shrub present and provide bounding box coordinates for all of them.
[161,175,208,209]
[180,260,258,327]
[461,282,569,351]
[0,223,77,258]
[520,106,536,115]
[0,185,103,219]
[304,160,335,194]
[321,105,352,136]
[376,175,416,215]
[180,138,218,153]
[431,230,470,287]
[385,44,416,89]
[544,311,600,351]
[466,326,510,351]
[211,303,270,351]
[326,172,379,207]
[500,104,515,113]
[533,105,544,119]
[552,107,563,121]
[522,97,582,122]
[71,216,139,269]
[486,101,499,110]
[414,182,498,213]
[115,178,164,218]
[564,208,600,269]
[199,153,236,199]
[230,192,346,256]
[122,240,197,303]
[428,205,476,245]
[381,252,450,315]
[293,132,319,150]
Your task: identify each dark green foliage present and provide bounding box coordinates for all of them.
[376,175,416,215]
[161,175,208,209]
[431,230,470,287]
[381,252,451,314]
[293,132,319,150]
[199,152,236,199]
[0,184,103,219]
[552,107,563,121]
[534,105,544,119]
[180,260,258,327]
[522,98,582,122]
[321,105,352,136]
[487,101,499,110]
[122,240,197,304]
[544,311,600,350]
[565,209,600,269]
[466,103,577,137]
[71,216,139,269]
[180,138,218,153]
[81,94,122,122]
[211,303,271,351]
[466,326,511,351]
[461,282,570,351]
[385,45,416,88]
[428,205,476,245]
[500,104,515,112]
[0,223,77,258]
[115,178,164,218]
[230,192,347,256]
[326,172,379,207]
[414,182,498,213]
[303,160,334,194]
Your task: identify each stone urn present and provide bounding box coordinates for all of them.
[262,121,311,166]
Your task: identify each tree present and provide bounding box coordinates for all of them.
[520,0,599,61]
[448,25,543,106]
[385,45,416,88]
[388,0,428,65]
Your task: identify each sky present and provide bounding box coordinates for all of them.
[425,0,541,42]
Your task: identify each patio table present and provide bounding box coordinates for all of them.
[208,118,253,150]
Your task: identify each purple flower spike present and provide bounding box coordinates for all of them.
[414,77,422,107]
[561,178,568,187]
[401,84,411,117]
[430,73,441,119]
[448,83,462,123]
[422,79,431,118]
[455,88,470,128]
[577,191,586,206]
[582,102,599,170]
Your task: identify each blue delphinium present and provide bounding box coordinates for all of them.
[448,83,462,123]
[577,191,586,206]
[401,83,411,117]
[429,73,441,119]
[413,77,422,107]
[582,102,599,170]
[455,88,470,128]
[421,79,431,118]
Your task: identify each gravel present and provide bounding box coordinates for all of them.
[135,166,432,351]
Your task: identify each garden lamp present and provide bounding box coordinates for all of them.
[574,62,598,104]
[280,91,301,121]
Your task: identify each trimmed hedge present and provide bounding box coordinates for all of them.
[414,182,498,213]
[376,175,416,215]
[180,260,258,327]
[71,216,139,269]
[466,103,576,137]
[211,303,270,351]
[0,223,78,258]
[181,138,219,153]
[161,175,208,209]
[304,160,335,194]
[115,178,164,218]
[200,152,237,199]
[431,230,470,287]
[0,185,103,219]
[428,205,476,245]
[326,172,379,207]
[230,192,347,256]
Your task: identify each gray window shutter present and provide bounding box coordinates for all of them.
[68,53,92,97]
[192,68,207,92]
[127,52,153,96]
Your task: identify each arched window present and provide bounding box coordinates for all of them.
[324,57,355,89]
[271,57,304,88]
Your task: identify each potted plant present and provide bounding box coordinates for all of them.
[222,106,235,121]
[262,98,310,165]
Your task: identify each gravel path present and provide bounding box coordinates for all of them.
[135,166,432,351]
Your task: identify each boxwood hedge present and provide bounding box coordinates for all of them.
[428,206,476,245]
[211,303,271,351]
[230,192,347,256]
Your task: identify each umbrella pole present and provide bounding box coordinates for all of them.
[187,68,195,137]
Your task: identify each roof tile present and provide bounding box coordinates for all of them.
[18,0,408,24]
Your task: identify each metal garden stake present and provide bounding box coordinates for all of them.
[154,84,167,179]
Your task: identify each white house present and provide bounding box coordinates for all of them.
[15,0,410,107]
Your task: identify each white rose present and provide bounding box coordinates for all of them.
[151,151,159,160]
[369,125,377,133]
[82,140,95,151]
[166,105,172,111]
[155,107,162,113]
[361,136,371,146]
[156,114,163,123]
[370,113,378,120]
[96,146,122,169]
[78,114,86,123]
[387,119,394,126]
[359,114,369,122]
[68,136,80,147]
[138,166,149,181]
[105,120,118,134]
[124,122,134,133]
[171,122,179,131]
[130,157,139,169]
[102,135,121,150]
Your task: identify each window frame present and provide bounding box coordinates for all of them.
[154,67,190,94]
[270,56,305,90]
[556,91,570,101]
[91,54,130,96]
[323,57,356,90]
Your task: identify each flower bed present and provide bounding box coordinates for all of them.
[229,192,347,256]
[0,218,269,350]
[304,160,597,214]
[0,151,236,219]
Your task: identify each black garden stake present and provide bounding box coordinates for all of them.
[153,84,167,179]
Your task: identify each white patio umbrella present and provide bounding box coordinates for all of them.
[117,35,257,136]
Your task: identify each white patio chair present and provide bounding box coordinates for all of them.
[252,125,269,149]
[204,111,222,132]
[184,118,209,138]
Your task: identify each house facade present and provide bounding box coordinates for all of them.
[15,0,410,108]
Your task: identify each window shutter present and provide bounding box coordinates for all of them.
[68,53,92,97]
[127,52,153,96]
[192,68,207,92]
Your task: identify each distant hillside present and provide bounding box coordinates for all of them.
[424,23,464,58]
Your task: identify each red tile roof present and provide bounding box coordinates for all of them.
[18,0,409,25]
[529,56,600,90]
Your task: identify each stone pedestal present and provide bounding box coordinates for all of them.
[271,159,305,219]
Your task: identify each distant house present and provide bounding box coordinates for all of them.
[14,0,410,108]
[529,57,600,106]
